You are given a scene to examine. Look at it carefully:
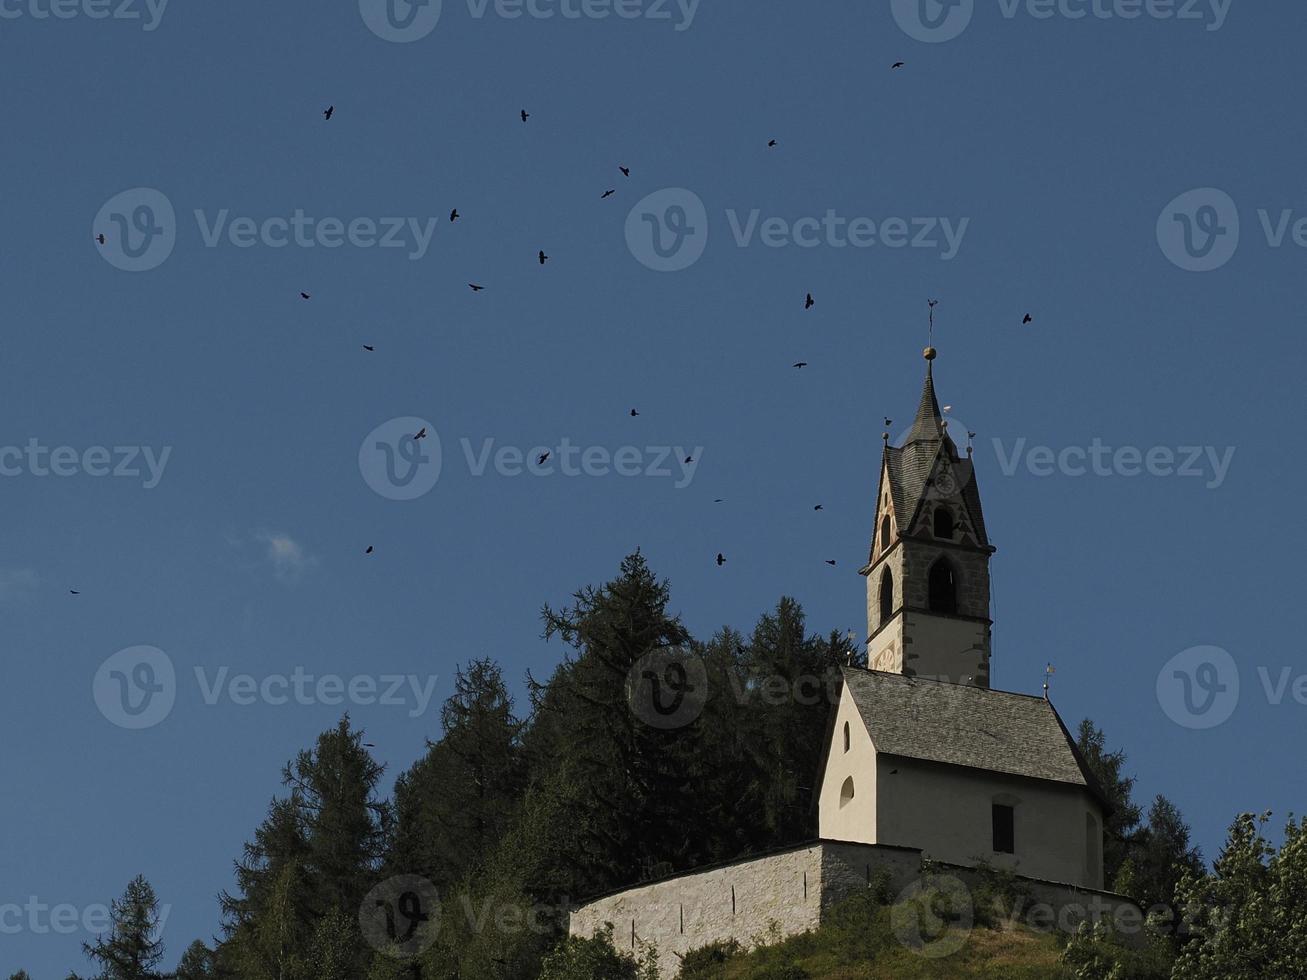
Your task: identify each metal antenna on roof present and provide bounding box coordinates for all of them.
[1043,663,1056,700]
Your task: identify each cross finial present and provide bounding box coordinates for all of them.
[925,299,939,360]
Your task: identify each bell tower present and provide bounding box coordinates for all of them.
[860,347,996,687]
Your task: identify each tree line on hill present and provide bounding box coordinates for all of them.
[13,553,1305,979]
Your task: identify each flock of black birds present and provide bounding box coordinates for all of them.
[80,80,1036,591]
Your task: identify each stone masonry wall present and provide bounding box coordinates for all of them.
[568,841,1145,974]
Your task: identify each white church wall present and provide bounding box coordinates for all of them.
[817,691,878,844]
[874,756,1104,889]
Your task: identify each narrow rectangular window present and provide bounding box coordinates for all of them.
[992,804,1015,854]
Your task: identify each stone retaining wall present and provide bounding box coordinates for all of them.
[568,840,1143,975]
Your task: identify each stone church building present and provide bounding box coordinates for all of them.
[569,349,1131,966]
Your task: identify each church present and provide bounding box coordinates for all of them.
[819,344,1107,890]
[569,348,1127,964]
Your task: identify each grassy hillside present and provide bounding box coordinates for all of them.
[678,890,1087,980]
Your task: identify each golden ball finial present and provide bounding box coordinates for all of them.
[923,346,937,361]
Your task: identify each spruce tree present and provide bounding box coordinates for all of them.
[81,875,165,980]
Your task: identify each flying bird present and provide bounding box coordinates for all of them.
[450,209,459,222]
[1023,313,1033,324]
[714,498,724,503]
[362,345,375,352]
[414,428,428,441]
[520,109,530,122]
[825,560,837,566]
[814,504,824,511]
[96,234,106,245]
[537,452,550,465]
[620,166,630,177]
[805,293,815,310]
[884,417,893,427]
[716,553,726,566]
[323,105,334,120]
[469,283,485,291]
[300,292,311,300]
[69,590,80,595]
[365,546,374,555]
[793,362,808,369]
[684,455,694,464]
[538,250,549,265]
[630,409,639,417]
[767,139,778,147]
[943,405,952,413]
[601,189,616,199]
[892,61,905,69]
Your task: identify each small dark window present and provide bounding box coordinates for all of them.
[840,777,855,806]
[880,515,892,550]
[928,559,958,615]
[933,507,954,539]
[993,804,1015,854]
[879,569,894,622]
[843,721,851,753]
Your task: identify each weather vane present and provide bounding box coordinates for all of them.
[927,299,939,347]
[1043,663,1056,700]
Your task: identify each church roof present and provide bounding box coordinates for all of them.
[880,358,990,547]
[841,668,1103,800]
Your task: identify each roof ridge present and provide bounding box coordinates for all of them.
[842,666,1050,702]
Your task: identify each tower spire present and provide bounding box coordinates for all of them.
[906,346,945,445]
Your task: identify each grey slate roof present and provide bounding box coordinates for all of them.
[842,668,1101,797]
[880,361,990,548]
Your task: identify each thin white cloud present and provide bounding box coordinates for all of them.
[0,568,39,603]
[254,531,317,584]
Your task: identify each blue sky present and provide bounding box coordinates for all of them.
[2,0,1303,974]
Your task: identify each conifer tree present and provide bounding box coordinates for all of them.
[81,875,165,980]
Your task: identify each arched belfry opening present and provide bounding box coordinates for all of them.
[928,558,958,615]
[879,569,894,623]
[880,514,892,551]
[933,506,954,540]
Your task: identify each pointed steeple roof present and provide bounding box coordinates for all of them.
[906,348,945,444]
[869,346,991,559]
